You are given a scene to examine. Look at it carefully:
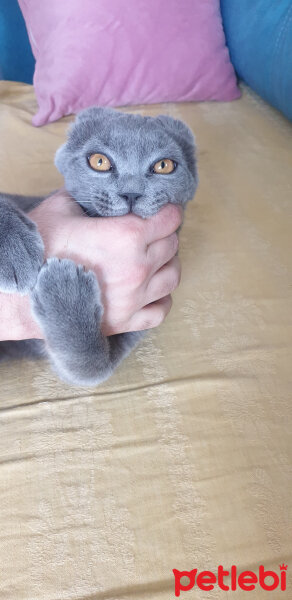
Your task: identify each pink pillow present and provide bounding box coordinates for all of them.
[19,0,240,126]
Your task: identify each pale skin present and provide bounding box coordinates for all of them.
[0,190,182,341]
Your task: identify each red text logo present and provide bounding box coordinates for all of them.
[173,564,287,596]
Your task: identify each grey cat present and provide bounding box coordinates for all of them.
[0,107,197,386]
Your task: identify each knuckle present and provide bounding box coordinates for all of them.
[125,262,148,289]
[163,295,173,318]
[142,312,163,329]
[140,296,172,330]
[171,232,179,254]
[173,265,181,287]
[133,261,149,285]
[166,204,183,231]
[140,308,163,330]
[140,318,155,330]
[168,266,181,291]
[123,298,138,319]
[160,266,180,296]
[153,305,167,327]
[160,280,174,298]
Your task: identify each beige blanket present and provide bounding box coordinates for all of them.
[0,82,291,599]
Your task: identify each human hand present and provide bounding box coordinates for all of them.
[28,189,182,336]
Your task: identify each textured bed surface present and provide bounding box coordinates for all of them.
[0,82,291,599]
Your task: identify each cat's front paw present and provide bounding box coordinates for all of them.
[0,209,44,293]
[31,258,102,340]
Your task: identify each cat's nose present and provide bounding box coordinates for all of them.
[119,193,142,209]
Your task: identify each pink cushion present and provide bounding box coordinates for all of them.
[19,0,240,126]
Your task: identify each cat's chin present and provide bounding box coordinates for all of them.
[80,202,158,219]
[131,203,167,219]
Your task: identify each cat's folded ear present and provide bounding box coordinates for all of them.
[157,115,197,179]
[156,115,195,146]
[55,106,121,171]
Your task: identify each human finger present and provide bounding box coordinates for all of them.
[146,232,179,276]
[146,256,181,304]
[144,204,183,245]
[123,295,173,332]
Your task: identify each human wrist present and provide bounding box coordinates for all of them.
[0,292,42,341]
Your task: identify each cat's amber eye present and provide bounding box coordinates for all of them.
[88,153,112,172]
[153,159,176,174]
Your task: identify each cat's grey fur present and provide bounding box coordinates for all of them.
[0,107,197,386]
